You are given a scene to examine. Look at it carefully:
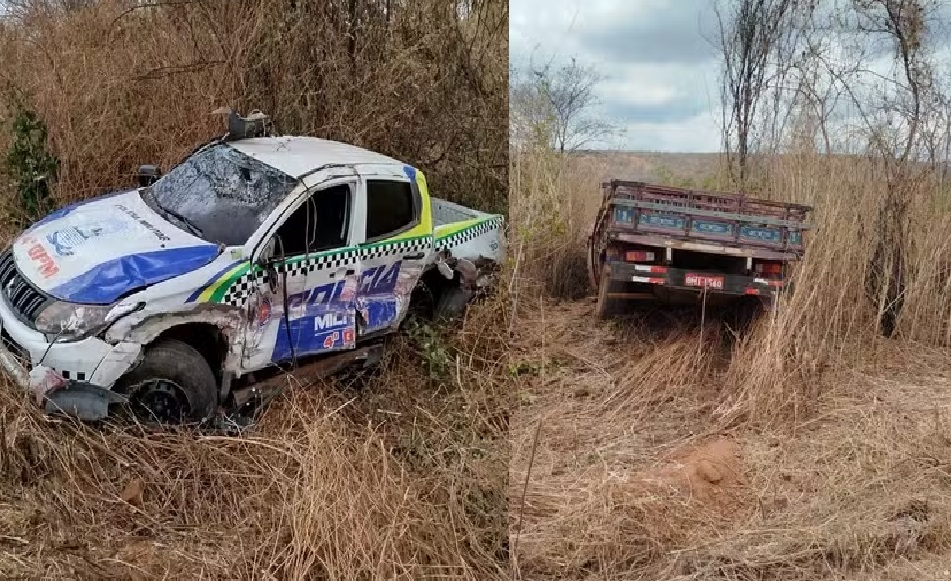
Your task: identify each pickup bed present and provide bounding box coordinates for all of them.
[587,180,812,319]
[0,113,504,424]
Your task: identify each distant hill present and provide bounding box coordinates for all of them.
[568,150,727,189]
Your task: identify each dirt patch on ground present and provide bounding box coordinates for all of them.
[636,437,747,510]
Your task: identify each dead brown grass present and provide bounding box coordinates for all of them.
[0,296,511,579]
[0,0,507,215]
[509,147,951,580]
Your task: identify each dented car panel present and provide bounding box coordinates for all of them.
[13,189,223,304]
[0,135,504,420]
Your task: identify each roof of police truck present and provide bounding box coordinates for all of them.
[228,136,405,178]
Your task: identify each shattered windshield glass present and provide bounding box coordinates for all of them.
[142,143,297,246]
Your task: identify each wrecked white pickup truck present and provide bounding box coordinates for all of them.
[0,116,504,424]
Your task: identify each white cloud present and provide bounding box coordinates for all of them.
[510,0,721,152]
[616,112,723,153]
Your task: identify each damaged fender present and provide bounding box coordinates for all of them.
[89,342,143,387]
[434,254,478,287]
[434,253,496,293]
[105,302,246,372]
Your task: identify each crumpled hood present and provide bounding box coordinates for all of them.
[12,189,221,304]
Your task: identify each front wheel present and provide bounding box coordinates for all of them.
[114,339,218,424]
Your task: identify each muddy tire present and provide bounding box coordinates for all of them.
[115,339,218,424]
[595,265,624,320]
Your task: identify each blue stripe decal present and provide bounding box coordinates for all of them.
[50,245,220,304]
[185,259,244,303]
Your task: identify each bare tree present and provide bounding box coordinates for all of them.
[715,0,800,184]
[509,65,557,150]
[713,0,947,336]
[530,57,615,154]
[849,0,935,337]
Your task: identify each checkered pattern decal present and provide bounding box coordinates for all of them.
[219,270,264,306]
[435,216,504,251]
[206,217,503,307]
[214,237,433,306]
[359,236,431,261]
[275,249,359,275]
[60,370,88,381]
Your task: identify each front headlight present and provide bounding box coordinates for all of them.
[34,301,142,340]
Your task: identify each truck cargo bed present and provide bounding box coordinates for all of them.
[587,180,814,319]
[594,180,811,255]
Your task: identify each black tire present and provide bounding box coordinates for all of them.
[435,285,473,321]
[595,266,625,320]
[115,339,218,424]
[404,280,437,326]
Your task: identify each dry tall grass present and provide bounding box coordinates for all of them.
[0,297,511,579]
[509,146,951,580]
[0,0,507,214]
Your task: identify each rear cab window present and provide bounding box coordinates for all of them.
[364,180,420,242]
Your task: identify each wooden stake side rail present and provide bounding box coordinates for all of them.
[602,180,812,224]
[596,180,814,254]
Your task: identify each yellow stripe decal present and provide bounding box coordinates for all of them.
[199,262,249,302]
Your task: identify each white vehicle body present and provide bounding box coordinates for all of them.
[0,136,503,419]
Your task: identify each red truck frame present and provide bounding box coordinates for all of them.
[587,180,813,320]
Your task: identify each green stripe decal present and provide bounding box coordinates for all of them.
[360,234,432,249]
[435,216,497,240]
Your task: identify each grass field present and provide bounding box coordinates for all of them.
[509,148,951,580]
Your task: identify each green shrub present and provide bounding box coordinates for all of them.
[4,101,58,225]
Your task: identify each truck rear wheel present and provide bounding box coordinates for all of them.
[595,265,624,320]
[726,296,764,335]
[115,339,218,424]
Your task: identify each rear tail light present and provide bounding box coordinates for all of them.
[755,262,783,275]
[625,251,655,262]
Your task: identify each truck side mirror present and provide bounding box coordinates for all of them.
[137,164,161,187]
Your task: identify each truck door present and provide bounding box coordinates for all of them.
[244,180,359,368]
[355,172,433,336]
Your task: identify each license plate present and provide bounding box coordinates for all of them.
[684,274,724,289]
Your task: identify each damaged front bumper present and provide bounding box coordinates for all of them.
[30,365,128,420]
[8,363,129,421]
[0,308,139,421]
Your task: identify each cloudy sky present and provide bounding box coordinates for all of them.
[510,0,723,152]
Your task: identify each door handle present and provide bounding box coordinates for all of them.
[403,252,424,260]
